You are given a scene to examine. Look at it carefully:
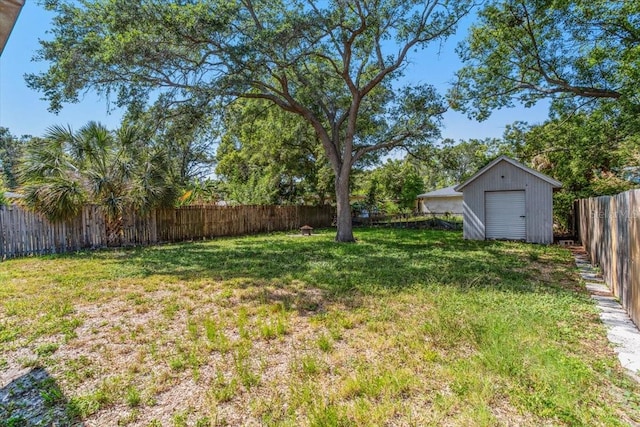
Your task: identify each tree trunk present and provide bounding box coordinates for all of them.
[105,216,123,247]
[334,170,355,242]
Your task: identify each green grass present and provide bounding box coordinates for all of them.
[0,228,639,426]
[315,334,333,352]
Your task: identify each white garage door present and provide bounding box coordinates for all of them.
[485,191,526,240]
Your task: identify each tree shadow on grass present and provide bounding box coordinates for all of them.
[111,228,579,301]
[0,367,81,426]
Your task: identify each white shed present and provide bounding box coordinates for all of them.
[416,185,463,215]
[454,155,562,244]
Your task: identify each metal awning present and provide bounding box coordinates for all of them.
[0,0,25,56]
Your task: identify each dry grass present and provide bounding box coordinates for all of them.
[1,228,639,426]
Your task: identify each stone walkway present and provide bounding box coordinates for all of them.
[573,248,640,380]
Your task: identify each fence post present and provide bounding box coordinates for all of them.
[629,190,640,326]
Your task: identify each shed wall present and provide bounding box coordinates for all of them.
[462,160,555,244]
[418,196,463,215]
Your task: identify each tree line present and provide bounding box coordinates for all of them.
[4,105,636,233]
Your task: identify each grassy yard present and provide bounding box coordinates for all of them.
[1,228,639,426]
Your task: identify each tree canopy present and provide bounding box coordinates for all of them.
[216,99,333,205]
[29,0,473,241]
[357,159,425,213]
[123,107,217,187]
[451,0,640,120]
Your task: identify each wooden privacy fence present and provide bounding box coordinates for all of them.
[0,204,335,260]
[575,189,640,326]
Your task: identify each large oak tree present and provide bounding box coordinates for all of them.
[28,0,472,241]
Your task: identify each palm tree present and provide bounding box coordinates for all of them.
[20,121,178,244]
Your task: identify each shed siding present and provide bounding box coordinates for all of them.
[462,160,555,244]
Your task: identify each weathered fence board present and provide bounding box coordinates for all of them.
[575,189,640,326]
[0,204,334,260]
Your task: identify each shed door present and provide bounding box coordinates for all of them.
[485,191,526,240]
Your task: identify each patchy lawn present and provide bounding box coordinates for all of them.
[0,228,639,426]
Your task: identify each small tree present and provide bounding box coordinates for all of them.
[399,169,424,212]
[365,177,379,213]
[360,159,424,213]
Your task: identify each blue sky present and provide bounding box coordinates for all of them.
[0,1,550,140]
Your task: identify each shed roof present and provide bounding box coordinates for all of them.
[454,155,562,192]
[417,185,462,199]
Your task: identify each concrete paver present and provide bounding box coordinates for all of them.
[573,249,640,380]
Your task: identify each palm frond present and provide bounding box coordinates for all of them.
[23,179,86,221]
[43,124,75,150]
[19,139,76,182]
[74,122,113,169]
